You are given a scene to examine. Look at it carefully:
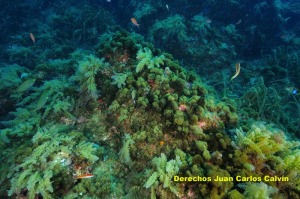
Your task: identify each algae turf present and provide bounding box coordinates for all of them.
[0,30,299,199]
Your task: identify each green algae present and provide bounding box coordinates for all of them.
[136,47,166,73]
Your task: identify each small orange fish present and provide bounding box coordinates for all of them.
[76,173,94,179]
[29,33,35,44]
[131,18,140,28]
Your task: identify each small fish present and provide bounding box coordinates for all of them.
[29,33,36,44]
[285,87,299,95]
[166,4,169,11]
[230,62,241,81]
[16,78,36,92]
[36,90,50,110]
[236,19,242,25]
[76,173,94,179]
[205,18,212,24]
[283,17,291,22]
[131,18,140,28]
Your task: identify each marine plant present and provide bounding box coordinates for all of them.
[243,182,278,199]
[77,54,109,100]
[191,14,211,36]
[46,4,115,47]
[148,14,188,57]
[7,125,100,198]
[136,47,166,73]
[133,3,156,20]
[111,72,131,88]
[119,134,135,165]
[144,153,182,198]
[239,77,300,135]
[232,122,300,196]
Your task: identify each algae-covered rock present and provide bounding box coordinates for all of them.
[7,29,300,199]
[174,110,185,125]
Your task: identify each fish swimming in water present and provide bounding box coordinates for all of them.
[131,18,140,28]
[285,87,299,95]
[16,78,36,92]
[30,33,36,44]
[230,62,241,81]
[36,90,50,110]
[75,173,94,179]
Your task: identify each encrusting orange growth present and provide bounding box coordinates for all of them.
[159,141,165,146]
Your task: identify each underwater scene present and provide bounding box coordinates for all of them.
[0,0,300,198]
